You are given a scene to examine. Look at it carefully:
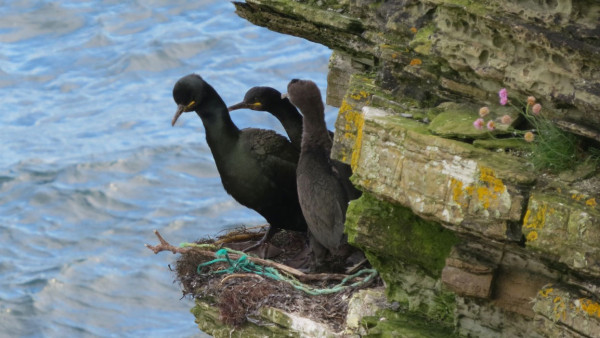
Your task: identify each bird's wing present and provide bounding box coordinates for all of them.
[243,128,299,193]
[297,169,346,251]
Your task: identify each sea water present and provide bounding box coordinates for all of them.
[0,1,333,336]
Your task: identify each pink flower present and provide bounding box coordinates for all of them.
[532,103,542,115]
[487,120,496,131]
[498,88,508,106]
[527,96,536,106]
[501,115,512,124]
[473,118,485,130]
[524,131,535,142]
[479,106,490,117]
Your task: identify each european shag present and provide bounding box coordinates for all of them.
[228,86,303,151]
[228,86,359,200]
[171,74,308,249]
[285,79,361,267]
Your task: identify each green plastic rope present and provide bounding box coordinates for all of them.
[196,248,378,296]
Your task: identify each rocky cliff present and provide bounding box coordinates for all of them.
[216,1,600,336]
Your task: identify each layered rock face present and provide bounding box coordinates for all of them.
[233,0,600,336]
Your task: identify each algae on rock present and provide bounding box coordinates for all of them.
[346,192,459,325]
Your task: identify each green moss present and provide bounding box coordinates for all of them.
[345,192,460,323]
[346,192,459,277]
[258,0,364,33]
[428,110,490,139]
[409,23,436,55]
[360,309,458,337]
[192,300,300,337]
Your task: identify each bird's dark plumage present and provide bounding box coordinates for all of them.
[286,79,361,265]
[171,74,307,247]
[229,85,359,201]
[228,86,303,151]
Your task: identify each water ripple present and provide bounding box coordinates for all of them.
[0,0,332,336]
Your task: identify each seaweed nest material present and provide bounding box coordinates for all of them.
[146,227,380,332]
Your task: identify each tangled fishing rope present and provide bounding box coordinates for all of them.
[196,248,378,296]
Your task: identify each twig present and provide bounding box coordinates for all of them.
[346,258,369,275]
[145,230,351,282]
[214,232,264,245]
[220,273,264,285]
[145,229,192,254]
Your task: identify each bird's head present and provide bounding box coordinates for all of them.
[227,86,283,112]
[171,74,206,126]
[285,79,322,114]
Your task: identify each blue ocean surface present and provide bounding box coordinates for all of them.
[0,1,333,336]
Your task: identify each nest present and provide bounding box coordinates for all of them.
[148,227,380,331]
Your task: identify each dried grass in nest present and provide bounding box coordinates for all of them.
[169,228,380,331]
[188,269,363,331]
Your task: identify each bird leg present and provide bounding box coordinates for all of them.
[241,225,281,253]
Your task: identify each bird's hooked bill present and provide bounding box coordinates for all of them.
[227,102,250,112]
[172,104,186,126]
[228,101,262,112]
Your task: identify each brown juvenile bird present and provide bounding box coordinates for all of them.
[171,74,307,250]
[285,79,361,269]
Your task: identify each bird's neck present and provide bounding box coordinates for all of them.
[270,101,303,149]
[195,85,240,149]
[301,108,331,150]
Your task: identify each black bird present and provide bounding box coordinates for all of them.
[228,86,359,200]
[228,86,303,151]
[171,74,307,249]
[285,79,361,267]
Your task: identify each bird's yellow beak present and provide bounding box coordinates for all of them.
[228,101,262,112]
[171,101,196,126]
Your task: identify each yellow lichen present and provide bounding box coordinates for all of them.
[409,58,422,66]
[449,178,469,208]
[450,178,462,200]
[349,90,369,101]
[476,187,492,209]
[448,167,508,212]
[526,231,538,242]
[410,27,418,33]
[479,167,505,193]
[553,298,566,321]
[579,298,600,318]
[523,202,547,230]
[339,99,353,114]
[539,287,553,297]
[340,100,357,136]
[351,113,364,172]
[585,198,597,207]
[466,167,506,210]
[338,99,365,172]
